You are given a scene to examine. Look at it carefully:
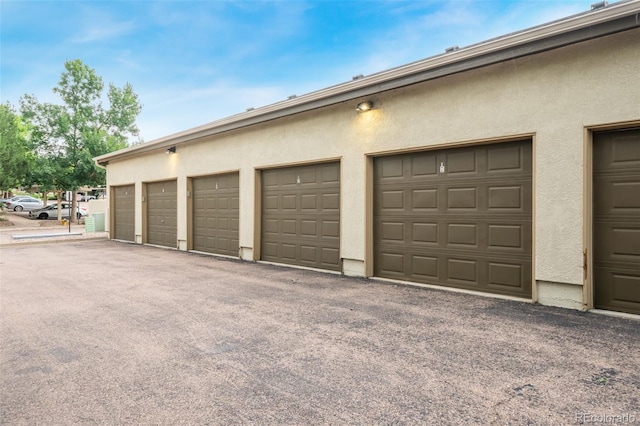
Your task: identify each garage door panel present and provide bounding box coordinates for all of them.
[488,262,524,288]
[282,195,297,210]
[413,255,438,278]
[598,132,640,166]
[413,222,439,244]
[322,220,339,238]
[282,219,296,235]
[610,274,640,303]
[382,222,405,242]
[412,153,438,176]
[113,185,135,242]
[447,258,478,283]
[446,150,477,174]
[280,171,298,186]
[446,187,477,209]
[301,194,317,210]
[322,247,340,266]
[382,158,404,178]
[146,180,177,248]
[264,195,279,210]
[263,172,280,187]
[595,269,640,314]
[381,191,405,210]
[448,224,477,246]
[488,225,523,249]
[594,178,640,215]
[488,186,523,209]
[610,182,640,208]
[192,173,240,256]
[487,144,524,172]
[380,252,405,274]
[300,169,317,184]
[263,242,278,257]
[300,245,317,261]
[301,220,317,236]
[321,164,340,182]
[374,140,532,298]
[412,189,438,209]
[594,128,640,314]
[322,193,340,210]
[262,162,340,271]
[282,244,296,260]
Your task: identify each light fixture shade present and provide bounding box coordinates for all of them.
[166,146,176,154]
[356,101,373,112]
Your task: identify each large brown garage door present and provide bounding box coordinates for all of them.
[262,162,340,271]
[113,184,135,242]
[594,128,640,315]
[146,180,177,248]
[374,140,532,298]
[192,173,240,256]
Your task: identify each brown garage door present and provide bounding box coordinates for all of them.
[146,180,177,248]
[594,128,640,315]
[262,162,340,271]
[374,140,532,298]
[113,184,135,242]
[192,173,240,256]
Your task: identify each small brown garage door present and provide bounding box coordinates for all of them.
[146,180,177,248]
[192,173,240,256]
[374,140,532,298]
[113,184,135,242]
[594,128,640,315]
[262,162,340,271]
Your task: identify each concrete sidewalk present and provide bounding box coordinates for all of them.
[1,240,638,425]
[0,211,107,245]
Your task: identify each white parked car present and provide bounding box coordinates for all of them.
[29,203,88,220]
[4,196,44,212]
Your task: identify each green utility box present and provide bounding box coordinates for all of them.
[85,216,95,233]
[93,213,105,232]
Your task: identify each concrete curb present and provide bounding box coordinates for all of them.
[12,232,83,240]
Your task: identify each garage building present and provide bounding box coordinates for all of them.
[96,2,640,315]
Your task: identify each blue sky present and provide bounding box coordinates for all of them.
[1,0,593,143]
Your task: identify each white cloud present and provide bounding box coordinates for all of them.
[71,20,136,43]
[133,80,288,141]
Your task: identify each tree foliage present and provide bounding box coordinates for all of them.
[0,103,32,191]
[20,59,142,192]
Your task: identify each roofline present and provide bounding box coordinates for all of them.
[96,0,640,165]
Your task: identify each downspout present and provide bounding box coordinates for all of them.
[94,159,107,171]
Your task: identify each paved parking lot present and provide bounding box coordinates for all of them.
[1,240,639,425]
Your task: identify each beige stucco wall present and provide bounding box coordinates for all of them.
[106,29,640,309]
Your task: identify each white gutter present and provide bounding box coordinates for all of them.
[95,0,640,166]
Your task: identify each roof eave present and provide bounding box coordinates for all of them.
[95,0,640,166]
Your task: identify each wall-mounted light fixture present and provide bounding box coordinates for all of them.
[356,101,373,112]
[166,146,176,154]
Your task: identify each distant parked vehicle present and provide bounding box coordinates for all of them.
[1,195,30,205]
[4,197,44,212]
[29,203,88,220]
[77,193,96,202]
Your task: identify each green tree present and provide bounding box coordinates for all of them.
[21,59,142,220]
[0,103,32,193]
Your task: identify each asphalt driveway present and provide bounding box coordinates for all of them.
[1,240,639,425]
